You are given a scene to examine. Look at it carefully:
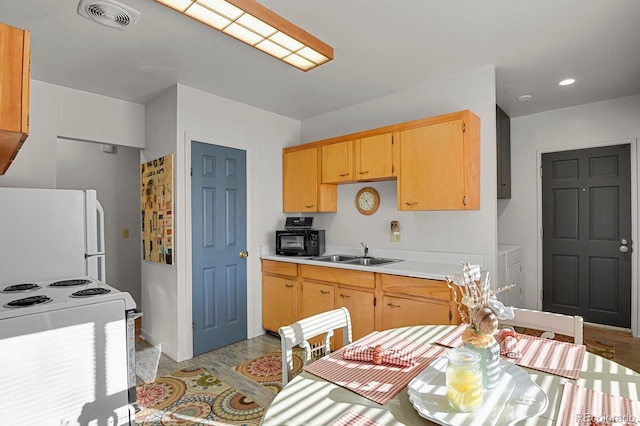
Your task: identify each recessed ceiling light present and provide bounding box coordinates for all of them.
[559,78,576,86]
[517,94,532,102]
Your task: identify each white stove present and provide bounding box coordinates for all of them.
[0,276,136,319]
[0,276,138,425]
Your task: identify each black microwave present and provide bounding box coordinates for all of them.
[276,229,325,256]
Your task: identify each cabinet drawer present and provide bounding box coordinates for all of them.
[381,295,452,329]
[262,260,297,277]
[379,274,451,301]
[300,264,375,289]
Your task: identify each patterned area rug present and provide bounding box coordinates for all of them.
[233,349,304,394]
[136,367,265,425]
[518,327,615,360]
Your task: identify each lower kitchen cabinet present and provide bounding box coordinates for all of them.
[261,260,461,345]
[335,286,375,342]
[300,280,335,319]
[262,260,298,333]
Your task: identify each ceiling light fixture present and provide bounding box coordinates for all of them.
[153,0,333,71]
[559,78,576,86]
[517,94,532,102]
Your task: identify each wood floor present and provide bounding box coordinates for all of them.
[135,325,640,413]
[583,324,640,374]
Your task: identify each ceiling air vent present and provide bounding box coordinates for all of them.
[77,0,141,31]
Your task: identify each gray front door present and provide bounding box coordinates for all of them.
[542,144,631,327]
[191,141,247,356]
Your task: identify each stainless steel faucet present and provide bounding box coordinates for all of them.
[360,242,369,257]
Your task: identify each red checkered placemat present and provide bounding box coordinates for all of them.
[304,331,444,405]
[435,325,586,379]
[330,411,383,426]
[556,382,640,426]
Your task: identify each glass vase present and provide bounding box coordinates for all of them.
[464,334,500,389]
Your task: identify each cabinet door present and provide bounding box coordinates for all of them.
[397,120,465,210]
[504,261,522,307]
[335,287,374,342]
[262,274,297,332]
[496,105,511,199]
[0,23,30,175]
[355,133,395,180]
[321,141,353,183]
[283,147,318,212]
[381,295,451,329]
[300,281,334,319]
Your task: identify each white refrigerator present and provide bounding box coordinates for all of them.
[0,187,106,283]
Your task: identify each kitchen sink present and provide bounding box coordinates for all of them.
[309,254,403,266]
[310,254,359,262]
[342,257,403,266]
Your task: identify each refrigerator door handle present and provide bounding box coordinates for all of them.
[85,252,106,258]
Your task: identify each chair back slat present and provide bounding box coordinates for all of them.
[500,307,583,344]
[278,307,352,386]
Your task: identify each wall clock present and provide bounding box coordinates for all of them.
[356,187,380,215]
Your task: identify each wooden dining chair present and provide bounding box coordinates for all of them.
[499,307,584,344]
[278,307,353,386]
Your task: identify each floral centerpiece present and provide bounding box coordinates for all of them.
[445,262,516,389]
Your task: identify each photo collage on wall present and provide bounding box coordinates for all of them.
[140,154,174,265]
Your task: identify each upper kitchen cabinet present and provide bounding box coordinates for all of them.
[283,146,337,212]
[496,104,511,199]
[396,110,480,210]
[0,22,30,175]
[355,132,396,181]
[321,140,353,183]
[320,132,395,183]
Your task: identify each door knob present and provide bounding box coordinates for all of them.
[239,251,249,258]
[620,239,631,253]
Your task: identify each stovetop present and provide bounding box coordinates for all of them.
[0,276,136,319]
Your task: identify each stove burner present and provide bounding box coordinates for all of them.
[4,295,53,308]
[1,283,41,293]
[70,288,111,298]
[49,279,92,287]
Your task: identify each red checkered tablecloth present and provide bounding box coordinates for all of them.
[304,331,445,405]
[330,411,383,426]
[435,324,586,380]
[556,382,640,426]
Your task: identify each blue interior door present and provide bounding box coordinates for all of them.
[192,141,247,356]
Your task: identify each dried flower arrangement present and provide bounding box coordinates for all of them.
[446,262,516,346]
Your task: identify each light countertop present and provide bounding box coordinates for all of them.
[260,245,485,281]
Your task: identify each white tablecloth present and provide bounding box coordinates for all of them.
[260,325,640,426]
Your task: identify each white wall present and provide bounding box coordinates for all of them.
[498,94,640,335]
[142,84,300,362]
[0,80,145,189]
[301,66,498,277]
[140,86,179,358]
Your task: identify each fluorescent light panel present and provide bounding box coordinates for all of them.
[154,0,333,71]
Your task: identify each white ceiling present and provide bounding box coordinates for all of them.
[2,0,639,120]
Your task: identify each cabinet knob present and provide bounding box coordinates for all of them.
[359,171,369,175]
[387,303,401,308]
[285,284,294,288]
[320,290,330,295]
[340,293,350,299]
[404,202,418,206]
[305,205,314,208]
[340,173,349,177]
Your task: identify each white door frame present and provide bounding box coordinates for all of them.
[182,131,254,360]
[536,138,638,337]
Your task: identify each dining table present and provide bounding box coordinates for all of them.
[260,325,640,426]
